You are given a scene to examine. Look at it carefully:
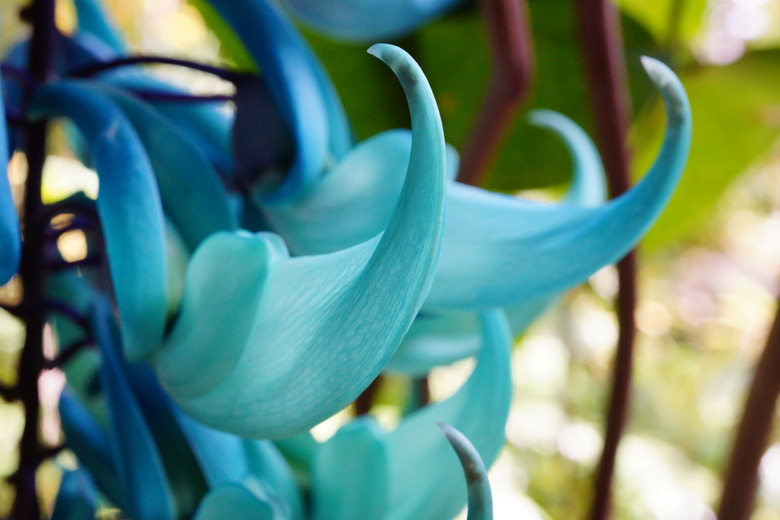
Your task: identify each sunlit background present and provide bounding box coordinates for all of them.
[1,0,780,518]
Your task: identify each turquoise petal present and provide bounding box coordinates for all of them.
[243,440,305,520]
[204,0,351,201]
[72,0,126,54]
[384,310,511,520]
[439,423,493,520]
[31,81,168,361]
[103,73,234,176]
[0,68,20,285]
[59,389,124,507]
[91,83,238,250]
[314,310,511,520]
[155,44,446,438]
[386,110,603,375]
[385,311,482,376]
[426,57,690,309]
[192,479,283,520]
[50,470,99,520]
[260,110,599,258]
[282,0,462,42]
[528,109,606,207]
[92,299,177,520]
[263,129,459,255]
[313,418,388,520]
[176,413,304,519]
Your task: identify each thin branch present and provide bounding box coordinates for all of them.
[573,2,635,520]
[129,89,235,104]
[456,0,534,186]
[13,0,56,516]
[717,296,780,520]
[44,337,92,369]
[43,299,90,330]
[70,55,241,83]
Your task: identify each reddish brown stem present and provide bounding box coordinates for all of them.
[11,0,56,517]
[456,0,534,186]
[717,296,780,520]
[574,2,635,520]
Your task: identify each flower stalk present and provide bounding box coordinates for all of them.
[456,0,534,186]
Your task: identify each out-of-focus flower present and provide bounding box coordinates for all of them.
[279,0,464,42]
[0,68,20,284]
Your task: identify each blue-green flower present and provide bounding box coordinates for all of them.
[280,0,463,42]
[0,68,20,284]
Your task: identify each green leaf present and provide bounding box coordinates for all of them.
[617,0,707,46]
[638,51,780,250]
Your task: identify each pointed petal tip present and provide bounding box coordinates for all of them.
[640,55,690,131]
[640,56,679,93]
[367,44,420,84]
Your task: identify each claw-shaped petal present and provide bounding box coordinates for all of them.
[91,84,238,250]
[428,57,690,308]
[281,0,463,42]
[439,423,494,520]
[92,299,177,520]
[203,0,351,201]
[155,44,446,438]
[312,310,512,520]
[30,82,168,361]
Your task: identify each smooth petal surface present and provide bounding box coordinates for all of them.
[282,0,462,42]
[0,68,20,285]
[93,84,238,250]
[204,0,350,201]
[261,107,603,258]
[262,58,688,311]
[313,418,389,520]
[176,413,304,519]
[155,44,446,438]
[264,129,459,255]
[192,480,283,520]
[103,73,235,176]
[439,423,493,520]
[31,81,168,361]
[59,389,123,506]
[73,0,126,54]
[50,470,98,520]
[426,57,690,308]
[313,310,512,520]
[92,299,176,520]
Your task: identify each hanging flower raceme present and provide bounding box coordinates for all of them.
[200,0,691,374]
[26,37,448,436]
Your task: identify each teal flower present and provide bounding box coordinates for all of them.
[310,310,511,520]
[58,297,304,520]
[278,0,464,42]
[153,44,447,438]
[0,68,20,284]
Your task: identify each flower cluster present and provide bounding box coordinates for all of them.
[0,0,691,518]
